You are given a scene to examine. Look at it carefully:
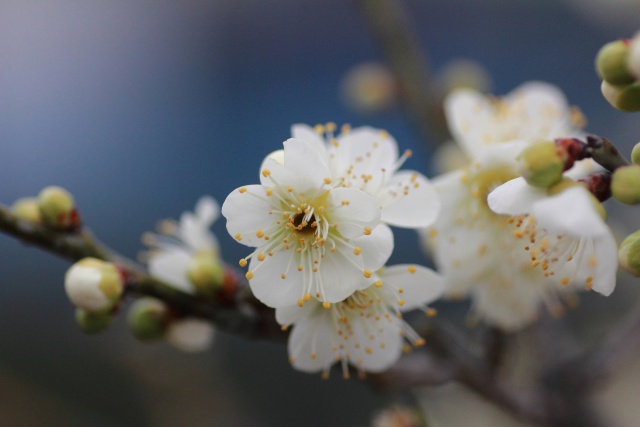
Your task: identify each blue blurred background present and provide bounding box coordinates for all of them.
[1,0,639,425]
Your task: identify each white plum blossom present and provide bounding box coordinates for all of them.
[276,265,444,377]
[488,179,617,296]
[222,137,393,308]
[145,196,222,294]
[422,82,590,330]
[288,123,440,229]
[446,81,585,161]
[166,318,216,353]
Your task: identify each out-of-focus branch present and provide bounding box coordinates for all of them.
[355,0,450,146]
[0,204,286,342]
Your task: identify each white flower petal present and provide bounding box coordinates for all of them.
[381,264,444,311]
[222,185,276,247]
[346,315,403,372]
[288,308,335,373]
[380,170,440,228]
[445,89,494,159]
[290,124,329,161]
[351,223,394,272]
[179,212,220,253]
[148,248,193,293]
[488,177,547,216]
[283,138,331,193]
[194,196,219,225]
[327,187,380,239]
[533,187,607,237]
[332,127,399,177]
[318,241,367,302]
[248,249,303,307]
[591,233,618,296]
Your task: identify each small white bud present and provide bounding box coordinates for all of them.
[65,258,123,313]
[11,197,42,223]
[37,186,80,230]
[166,318,215,353]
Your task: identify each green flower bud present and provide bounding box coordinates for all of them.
[128,298,168,341]
[518,141,564,188]
[619,230,640,276]
[187,252,224,297]
[11,197,41,223]
[612,165,640,204]
[601,81,640,112]
[65,258,123,313]
[632,142,640,166]
[595,40,635,86]
[75,309,113,334]
[37,186,79,230]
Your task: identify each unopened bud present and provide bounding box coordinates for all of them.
[601,81,640,112]
[619,230,640,276]
[632,142,640,166]
[128,298,168,341]
[611,165,640,204]
[37,186,80,230]
[65,258,123,313]
[518,141,564,188]
[595,40,635,86]
[187,252,224,297]
[166,318,215,353]
[11,197,41,223]
[75,309,113,334]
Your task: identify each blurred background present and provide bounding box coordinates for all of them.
[1,0,640,426]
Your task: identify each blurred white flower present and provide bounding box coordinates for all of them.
[488,180,617,296]
[277,265,444,377]
[222,137,392,308]
[145,196,222,295]
[166,318,216,353]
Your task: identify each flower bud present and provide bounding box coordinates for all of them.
[37,186,80,230]
[340,62,397,114]
[11,197,41,223]
[518,141,564,188]
[65,258,123,313]
[619,230,640,276]
[611,165,640,204]
[128,298,168,341]
[595,40,635,86]
[75,309,113,334]
[187,252,224,297]
[601,81,640,112]
[166,318,215,353]
[632,142,640,166]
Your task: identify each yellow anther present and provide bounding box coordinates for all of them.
[314,124,324,133]
[408,266,417,274]
[426,308,437,317]
[532,260,540,267]
[287,186,293,192]
[245,271,254,280]
[239,187,247,193]
[374,280,383,287]
[404,149,413,157]
[322,302,331,309]
[235,233,242,241]
[311,353,317,360]
[325,122,336,132]
[398,288,404,294]
[353,247,361,255]
[363,270,372,278]
[266,188,273,196]
[256,230,265,238]
[324,177,332,184]
[313,267,318,272]
[297,265,303,271]
[281,325,288,331]
[561,277,569,286]
[398,299,405,306]
[513,230,524,239]
[239,258,247,267]
[363,227,372,235]
[257,253,265,261]
[341,200,350,205]
[414,338,426,347]
[262,169,271,177]
[297,299,304,307]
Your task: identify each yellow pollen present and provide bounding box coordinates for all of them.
[374,280,383,287]
[289,356,296,363]
[256,230,265,238]
[426,308,437,317]
[281,325,288,331]
[513,230,524,239]
[297,299,304,307]
[266,188,273,196]
[341,200,350,205]
[363,227,372,235]
[324,177,332,184]
[281,273,287,279]
[262,169,271,177]
[363,270,372,278]
[325,122,336,132]
[365,347,373,354]
[408,266,417,274]
[311,353,317,359]
[398,288,404,293]
[353,247,361,255]
[404,149,413,157]
[257,253,265,261]
[398,299,405,306]
[428,229,438,238]
[414,338,426,347]
[313,267,318,272]
[323,302,331,309]
[245,271,254,280]
[239,258,247,267]
[235,233,242,241]
[561,277,569,286]
[298,265,303,271]
[316,292,320,298]
[532,260,540,267]
[287,186,293,192]
[239,187,247,193]
[588,257,597,267]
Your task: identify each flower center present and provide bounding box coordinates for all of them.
[292,212,316,235]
